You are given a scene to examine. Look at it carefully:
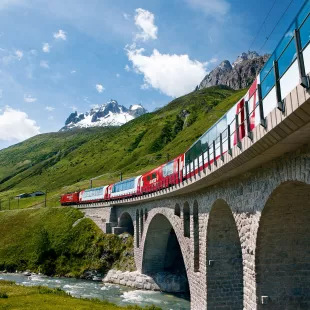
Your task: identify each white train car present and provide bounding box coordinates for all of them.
[79,186,108,203]
[108,176,142,199]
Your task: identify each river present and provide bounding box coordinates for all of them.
[0,273,190,310]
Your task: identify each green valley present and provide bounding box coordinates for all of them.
[0,86,245,209]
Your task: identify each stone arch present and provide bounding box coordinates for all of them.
[118,212,134,236]
[183,202,190,238]
[193,200,199,272]
[175,203,181,217]
[142,213,190,294]
[136,210,140,248]
[144,208,148,221]
[140,209,144,237]
[206,199,243,309]
[256,181,310,309]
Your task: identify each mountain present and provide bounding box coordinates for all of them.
[199,51,269,90]
[0,86,246,208]
[61,100,147,131]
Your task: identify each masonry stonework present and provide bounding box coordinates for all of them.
[82,144,310,310]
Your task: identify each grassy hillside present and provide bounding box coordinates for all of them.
[0,208,135,277]
[0,86,246,207]
[0,280,161,310]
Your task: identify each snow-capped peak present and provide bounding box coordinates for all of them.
[61,100,147,131]
[129,104,142,110]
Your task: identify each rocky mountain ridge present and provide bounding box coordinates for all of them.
[199,51,270,90]
[61,100,147,131]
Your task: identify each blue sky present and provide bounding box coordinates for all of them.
[0,0,306,150]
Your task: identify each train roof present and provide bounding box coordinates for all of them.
[113,176,141,186]
[83,186,107,192]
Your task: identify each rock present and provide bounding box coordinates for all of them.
[102,269,185,292]
[103,269,160,291]
[199,51,269,91]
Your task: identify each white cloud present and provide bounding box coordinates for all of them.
[184,0,230,16]
[71,70,76,74]
[1,49,22,65]
[42,42,51,53]
[123,13,130,20]
[40,60,49,69]
[48,116,54,121]
[140,83,149,90]
[95,84,104,93]
[134,8,158,41]
[0,106,40,142]
[53,29,67,40]
[45,106,54,111]
[70,105,77,111]
[84,96,91,104]
[15,50,23,60]
[24,94,37,103]
[210,57,218,63]
[126,47,207,97]
[125,64,130,72]
[116,73,120,78]
[30,49,37,56]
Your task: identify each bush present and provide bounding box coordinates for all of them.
[0,290,8,298]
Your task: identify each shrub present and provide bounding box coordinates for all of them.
[0,291,8,298]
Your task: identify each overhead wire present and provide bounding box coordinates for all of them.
[258,0,295,54]
[248,0,278,51]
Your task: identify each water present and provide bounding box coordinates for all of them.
[0,273,190,310]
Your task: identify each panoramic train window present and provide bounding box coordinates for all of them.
[185,114,228,164]
[113,178,135,192]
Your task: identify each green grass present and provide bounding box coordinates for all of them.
[0,86,246,209]
[0,280,161,310]
[0,208,135,277]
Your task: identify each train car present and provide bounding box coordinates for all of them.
[140,154,184,194]
[60,192,80,206]
[79,186,108,204]
[182,86,258,179]
[107,176,142,200]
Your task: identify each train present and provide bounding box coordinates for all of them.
[60,0,310,206]
[60,76,263,206]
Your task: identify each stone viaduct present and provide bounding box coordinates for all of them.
[76,82,310,310]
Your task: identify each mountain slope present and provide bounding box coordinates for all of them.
[0,86,246,206]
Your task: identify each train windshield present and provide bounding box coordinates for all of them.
[113,178,135,193]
